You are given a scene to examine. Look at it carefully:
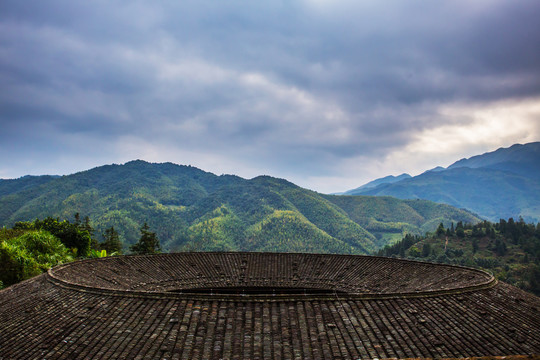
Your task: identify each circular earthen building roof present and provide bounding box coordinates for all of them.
[1,252,539,359]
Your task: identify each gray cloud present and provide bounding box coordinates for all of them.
[1,0,539,191]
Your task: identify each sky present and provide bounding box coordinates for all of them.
[1,0,540,193]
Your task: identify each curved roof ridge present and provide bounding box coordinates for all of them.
[47,252,496,300]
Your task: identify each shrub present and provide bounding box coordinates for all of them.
[0,241,41,286]
[0,230,73,286]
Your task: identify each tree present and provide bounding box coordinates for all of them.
[422,243,432,257]
[81,216,94,238]
[101,226,122,254]
[456,221,465,238]
[74,213,81,227]
[0,230,73,286]
[436,223,445,237]
[130,223,161,255]
[399,245,405,258]
[15,217,91,257]
[472,238,479,254]
[409,246,421,258]
[472,226,483,238]
[79,215,99,250]
[528,265,540,295]
[495,238,507,256]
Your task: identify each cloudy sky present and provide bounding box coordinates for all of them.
[1,0,539,193]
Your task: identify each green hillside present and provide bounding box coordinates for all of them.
[0,160,480,254]
[323,195,480,247]
[378,218,540,296]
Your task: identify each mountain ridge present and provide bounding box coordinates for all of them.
[341,173,411,195]
[343,142,540,222]
[0,160,479,254]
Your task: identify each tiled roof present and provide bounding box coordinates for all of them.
[1,252,539,359]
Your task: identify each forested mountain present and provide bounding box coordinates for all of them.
[0,160,479,253]
[378,218,540,296]
[344,142,540,222]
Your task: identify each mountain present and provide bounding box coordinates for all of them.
[0,160,479,253]
[345,142,540,222]
[422,166,446,174]
[341,173,411,194]
[0,175,59,197]
[448,142,540,178]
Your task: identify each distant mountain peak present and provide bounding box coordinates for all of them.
[448,141,540,171]
[342,173,411,195]
[341,141,540,222]
[422,166,446,174]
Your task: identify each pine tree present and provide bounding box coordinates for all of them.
[102,226,122,254]
[130,223,161,255]
[422,243,431,257]
[495,238,507,256]
[436,223,445,237]
[472,238,479,254]
[79,216,98,250]
[74,213,81,227]
[456,221,465,238]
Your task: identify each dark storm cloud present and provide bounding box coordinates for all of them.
[1,0,539,190]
